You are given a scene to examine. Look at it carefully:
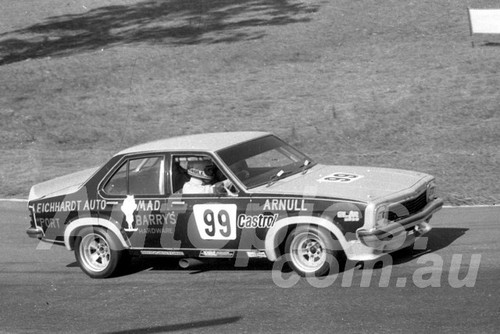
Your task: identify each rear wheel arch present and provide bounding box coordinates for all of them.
[64,217,130,251]
[74,226,130,278]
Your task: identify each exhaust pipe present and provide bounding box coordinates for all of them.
[179,258,205,269]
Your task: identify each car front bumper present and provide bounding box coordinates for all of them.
[357,197,444,250]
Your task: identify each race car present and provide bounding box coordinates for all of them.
[26,132,443,278]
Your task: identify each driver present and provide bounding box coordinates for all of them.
[182,160,227,194]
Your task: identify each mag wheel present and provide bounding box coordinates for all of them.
[74,227,125,278]
[286,225,341,277]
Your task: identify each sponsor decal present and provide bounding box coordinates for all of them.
[134,212,177,226]
[136,200,162,211]
[121,199,175,233]
[318,172,363,183]
[37,218,61,229]
[122,195,138,231]
[35,199,107,213]
[246,251,267,258]
[263,199,307,212]
[237,213,278,228]
[199,250,235,258]
[134,227,175,234]
[140,250,184,256]
[337,210,360,222]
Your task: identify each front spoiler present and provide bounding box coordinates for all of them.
[357,197,443,248]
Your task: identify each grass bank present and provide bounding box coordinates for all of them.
[0,0,498,204]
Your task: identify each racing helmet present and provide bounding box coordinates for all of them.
[187,160,215,181]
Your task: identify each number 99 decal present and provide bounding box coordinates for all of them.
[318,172,363,183]
[193,204,237,240]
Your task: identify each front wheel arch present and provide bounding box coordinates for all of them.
[264,216,350,262]
[284,225,345,277]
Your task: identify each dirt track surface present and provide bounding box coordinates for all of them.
[1,201,499,333]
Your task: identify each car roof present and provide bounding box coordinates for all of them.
[116,131,271,156]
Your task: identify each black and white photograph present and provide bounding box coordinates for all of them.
[0,0,499,333]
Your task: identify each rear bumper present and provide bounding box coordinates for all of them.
[357,197,443,249]
[26,226,44,239]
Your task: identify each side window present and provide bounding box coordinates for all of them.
[103,162,128,195]
[104,156,165,196]
[172,155,227,194]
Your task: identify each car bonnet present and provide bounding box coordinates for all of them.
[249,164,430,203]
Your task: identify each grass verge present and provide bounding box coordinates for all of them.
[0,0,498,204]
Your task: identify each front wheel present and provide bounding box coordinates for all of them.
[285,225,343,277]
[74,227,126,278]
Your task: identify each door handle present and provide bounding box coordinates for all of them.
[171,201,186,205]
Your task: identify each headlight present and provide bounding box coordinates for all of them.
[427,181,436,201]
[375,205,388,228]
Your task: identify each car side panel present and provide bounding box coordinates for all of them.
[28,152,366,259]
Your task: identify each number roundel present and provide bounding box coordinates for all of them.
[320,172,363,183]
[193,204,237,240]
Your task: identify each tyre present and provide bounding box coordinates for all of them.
[74,227,126,278]
[285,225,343,277]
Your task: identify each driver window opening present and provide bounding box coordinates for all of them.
[172,156,228,195]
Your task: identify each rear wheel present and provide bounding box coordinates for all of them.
[286,225,342,277]
[74,227,126,278]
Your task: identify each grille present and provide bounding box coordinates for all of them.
[388,191,428,221]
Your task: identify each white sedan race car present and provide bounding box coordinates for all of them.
[27,132,443,278]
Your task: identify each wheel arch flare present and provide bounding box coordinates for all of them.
[264,216,350,261]
[64,217,130,251]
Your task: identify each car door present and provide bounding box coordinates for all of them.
[98,153,171,249]
[168,154,257,257]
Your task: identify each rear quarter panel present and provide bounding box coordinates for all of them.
[28,156,120,244]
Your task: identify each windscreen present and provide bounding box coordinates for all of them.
[217,136,314,188]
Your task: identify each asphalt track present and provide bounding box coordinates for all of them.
[1,201,499,334]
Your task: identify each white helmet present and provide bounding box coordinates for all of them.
[187,160,215,181]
